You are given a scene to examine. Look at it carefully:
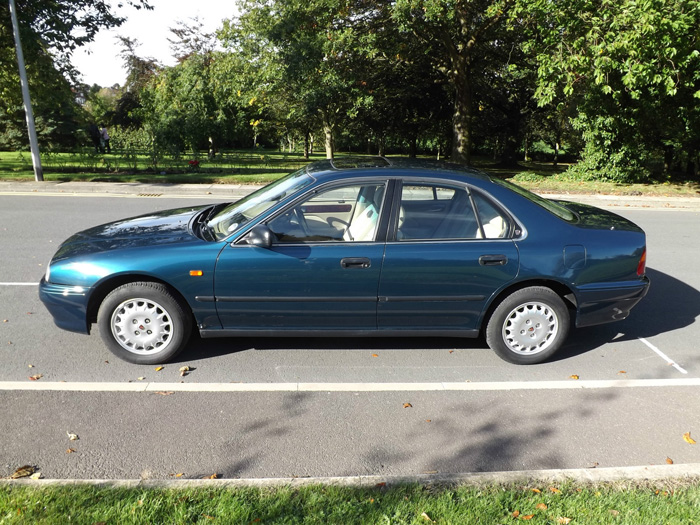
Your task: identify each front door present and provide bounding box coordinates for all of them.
[214,181,388,331]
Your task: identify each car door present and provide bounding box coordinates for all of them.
[377,181,519,333]
[213,181,389,331]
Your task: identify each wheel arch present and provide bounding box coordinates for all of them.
[480,279,577,334]
[86,274,193,328]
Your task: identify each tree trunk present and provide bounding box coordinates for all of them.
[450,65,472,165]
[377,135,386,157]
[320,110,334,159]
[303,132,310,160]
[409,135,417,158]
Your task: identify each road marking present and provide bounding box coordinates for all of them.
[638,337,688,374]
[0,282,37,286]
[1,378,699,393]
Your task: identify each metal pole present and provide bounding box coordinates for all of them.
[9,0,44,181]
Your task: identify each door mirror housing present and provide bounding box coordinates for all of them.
[240,224,274,248]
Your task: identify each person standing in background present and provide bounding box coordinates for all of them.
[100,124,111,153]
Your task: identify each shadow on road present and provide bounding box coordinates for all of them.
[555,266,700,361]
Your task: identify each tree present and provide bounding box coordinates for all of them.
[514,0,700,180]
[391,0,515,164]
[1,0,151,149]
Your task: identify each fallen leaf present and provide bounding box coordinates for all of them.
[421,511,434,522]
[29,374,43,381]
[403,403,413,408]
[666,457,674,464]
[154,366,164,371]
[609,509,620,516]
[67,431,79,441]
[66,448,77,454]
[683,432,697,444]
[530,488,541,493]
[169,472,184,478]
[512,511,520,518]
[203,473,219,479]
[536,503,548,510]
[11,465,35,479]
[371,353,379,358]
[557,518,572,524]
[425,419,432,423]
[589,462,599,468]
[28,364,34,368]
[449,350,454,354]
[569,374,579,380]
[179,366,190,372]
[375,482,386,488]
[521,515,534,520]
[29,471,43,480]
[2,320,7,323]
[549,487,561,493]
[154,391,174,396]
[618,370,627,374]
[137,377,145,381]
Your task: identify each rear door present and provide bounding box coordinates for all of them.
[378,181,519,332]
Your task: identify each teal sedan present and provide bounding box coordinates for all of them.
[39,158,649,365]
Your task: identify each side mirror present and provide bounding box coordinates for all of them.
[241,224,274,248]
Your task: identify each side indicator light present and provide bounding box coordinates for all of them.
[636,248,646,276]
[190,270,203,276]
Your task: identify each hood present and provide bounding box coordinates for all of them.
[53,205,208,260]
[553,200,644,232]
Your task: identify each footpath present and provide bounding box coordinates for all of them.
[1,179,700,210]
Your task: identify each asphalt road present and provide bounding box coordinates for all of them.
[1,186,699,480]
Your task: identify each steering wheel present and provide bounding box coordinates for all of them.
[292,207,310,237]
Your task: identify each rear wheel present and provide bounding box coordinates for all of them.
[486,286,569,364]
[97,282,192,365]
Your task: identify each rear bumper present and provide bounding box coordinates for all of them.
[575,276,650,328]
[38,277,91,334]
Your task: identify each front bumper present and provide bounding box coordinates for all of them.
[575,276,650,328]
[38,277,92,334]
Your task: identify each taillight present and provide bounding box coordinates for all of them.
[637,248,647,276]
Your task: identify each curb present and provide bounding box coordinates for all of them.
[4,464,700,488]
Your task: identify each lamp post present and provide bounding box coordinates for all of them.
[9,0,44,182]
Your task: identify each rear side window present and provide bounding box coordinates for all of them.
[397,184,479,240]
[471,192,510,239]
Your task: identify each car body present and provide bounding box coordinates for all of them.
[39,157,649,365]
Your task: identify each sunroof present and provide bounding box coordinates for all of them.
[330,156,391,170]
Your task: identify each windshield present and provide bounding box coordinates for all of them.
[491,177,576,222]
[207,168,314,240]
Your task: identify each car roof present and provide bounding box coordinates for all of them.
[304,156,493,184]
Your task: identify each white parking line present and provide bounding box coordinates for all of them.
[0,282,37,286]
[638,337,688,374]
[1,378,700,393]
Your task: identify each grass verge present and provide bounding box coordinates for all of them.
[2,480,700,524]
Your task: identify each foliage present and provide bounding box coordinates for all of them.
[2,481,700,524]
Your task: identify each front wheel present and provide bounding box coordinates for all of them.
[97,282,192,365]
[486,287,570,365]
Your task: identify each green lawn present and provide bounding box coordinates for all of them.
[2,480,700,524]
[1,149,699,197]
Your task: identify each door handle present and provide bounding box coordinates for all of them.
[340,257,371,269]
[479,254,508,266]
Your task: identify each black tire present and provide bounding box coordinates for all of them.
[485,286,569,365]
[97,281,192,365]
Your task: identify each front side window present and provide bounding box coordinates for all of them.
[268,183,386,243]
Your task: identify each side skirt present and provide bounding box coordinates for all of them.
[199,328,480,339]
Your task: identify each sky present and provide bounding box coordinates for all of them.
[71,0,238,87]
